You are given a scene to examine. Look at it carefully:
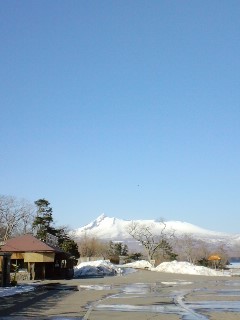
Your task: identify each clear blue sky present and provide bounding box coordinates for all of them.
[1,1,239,233]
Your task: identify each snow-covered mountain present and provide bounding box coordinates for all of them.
[73,214,240,246]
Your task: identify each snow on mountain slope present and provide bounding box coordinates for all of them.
[73,214,235,243]
[75,214,131,239]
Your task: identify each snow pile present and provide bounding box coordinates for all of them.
[74,260,120,278]
[153,261,228,276]
[123,260,229,276]
[74,259,229,278]
[123,260,153,269]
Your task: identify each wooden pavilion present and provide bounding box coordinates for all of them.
[0,234,75,280]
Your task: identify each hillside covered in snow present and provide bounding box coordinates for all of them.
[73,214,240,247]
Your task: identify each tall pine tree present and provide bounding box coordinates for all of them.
[32,199,79,258]
[32,199,54,241]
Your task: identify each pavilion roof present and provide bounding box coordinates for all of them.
[0,234,59,253]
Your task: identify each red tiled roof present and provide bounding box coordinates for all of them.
[0,234,57,253]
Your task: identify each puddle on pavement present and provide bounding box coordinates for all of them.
[224,280,240,286]
[161,281,193,286]
[95,303,185,314]
[213,289,240,296]
[82,280,240,319]
[121,283,155,294]
[94,303,209,320]
[79,284,113,291]
[186,300,240,312]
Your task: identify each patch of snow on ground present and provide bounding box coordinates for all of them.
[0,284,36,297]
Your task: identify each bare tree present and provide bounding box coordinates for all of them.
[126,220,177,261]
[175,234,202,264]
[77,233,108,258]
[230,241,240,259]
[0,195,35,241]
[196,239,211,261]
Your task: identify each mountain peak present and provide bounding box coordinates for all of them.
[73,215,239,247]
[96,213,107,223]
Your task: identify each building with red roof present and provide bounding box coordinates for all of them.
[0,234,75,280]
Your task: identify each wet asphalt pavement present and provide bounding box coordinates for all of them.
[0,270,240,319]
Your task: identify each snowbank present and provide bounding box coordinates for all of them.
[153,260,228,276]
[74,259,230,278]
